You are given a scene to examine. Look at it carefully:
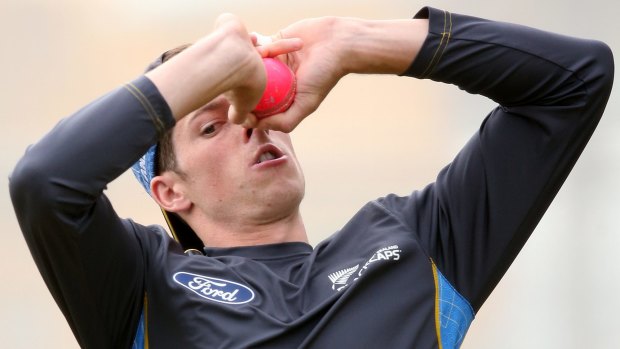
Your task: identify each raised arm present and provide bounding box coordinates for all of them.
[256,7,613,312]
[247,15,429,131]
[340,7,612,311]
[9,14,282,347]
[395,7,613,311]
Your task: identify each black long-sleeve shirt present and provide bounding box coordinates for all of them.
[9,7,614,349]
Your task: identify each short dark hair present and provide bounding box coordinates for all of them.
[156,128,177,175]
[147,44,191,174]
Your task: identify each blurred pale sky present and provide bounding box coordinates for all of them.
[1,0,618,348]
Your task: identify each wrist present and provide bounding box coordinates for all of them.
[146,24,260,119]
[338,17,428,75]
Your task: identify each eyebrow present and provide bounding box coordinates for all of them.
[188,97,229,124]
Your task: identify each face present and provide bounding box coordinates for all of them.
[164,96,305,227]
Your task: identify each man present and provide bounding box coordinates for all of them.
[10,6,613,349]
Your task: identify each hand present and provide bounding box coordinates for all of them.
[145,14,301,122]
[211,14,267,124]
[226,28,303,128]
[248,16,428,132]
[251,17,350,132]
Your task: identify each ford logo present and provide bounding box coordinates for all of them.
[173,272,255,305]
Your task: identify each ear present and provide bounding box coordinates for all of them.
[150,173,191,213]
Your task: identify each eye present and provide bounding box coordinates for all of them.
[202,124,216,134]
[200,122,221,137]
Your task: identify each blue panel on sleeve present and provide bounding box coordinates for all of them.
[436,268,474,348]
[132,311,145,349]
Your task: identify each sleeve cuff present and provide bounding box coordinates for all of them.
[402,7,453,79]
[124,75,176,138]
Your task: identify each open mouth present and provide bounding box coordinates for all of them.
[257,151,278,164]
[253,144,284,165]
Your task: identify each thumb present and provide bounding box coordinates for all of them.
[228,104,258,128]
[255,95,318,133]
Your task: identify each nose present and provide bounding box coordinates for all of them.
[244,127,269,143]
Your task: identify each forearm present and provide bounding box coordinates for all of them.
[336,17,429,75]
[396,7,613,310]
[145,15,267,120]
[405,7,613,108]
[251,15,428,131]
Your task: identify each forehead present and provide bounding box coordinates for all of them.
[173,96,229,134]
[187,96,230,123]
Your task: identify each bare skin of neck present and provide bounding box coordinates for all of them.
[188,208,308,248]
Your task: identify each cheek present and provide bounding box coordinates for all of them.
[186,152,241,199]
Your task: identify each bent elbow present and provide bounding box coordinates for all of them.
[558,40,615,124]
[9,151,56,215]
[582,40,614,101]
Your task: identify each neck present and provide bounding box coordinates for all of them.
[191,209,308,248]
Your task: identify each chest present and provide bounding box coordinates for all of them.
[144,235,439,348]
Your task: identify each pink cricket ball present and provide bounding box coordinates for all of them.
[253,58,296,119]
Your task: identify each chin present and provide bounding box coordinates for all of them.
[253,181,305,219]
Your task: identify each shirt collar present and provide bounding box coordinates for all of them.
[203,241,312,260]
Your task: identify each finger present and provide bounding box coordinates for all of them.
[250,32,258,46]
[227,104,246,125]
[254,97,316,133]
[256,38,303,58]
[228,104,259,128]
[242,114,258,129]
[252,32,273,46]
[255,113,300,133]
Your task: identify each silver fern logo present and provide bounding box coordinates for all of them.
[327,245,402,292]
[328,264,359,291]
